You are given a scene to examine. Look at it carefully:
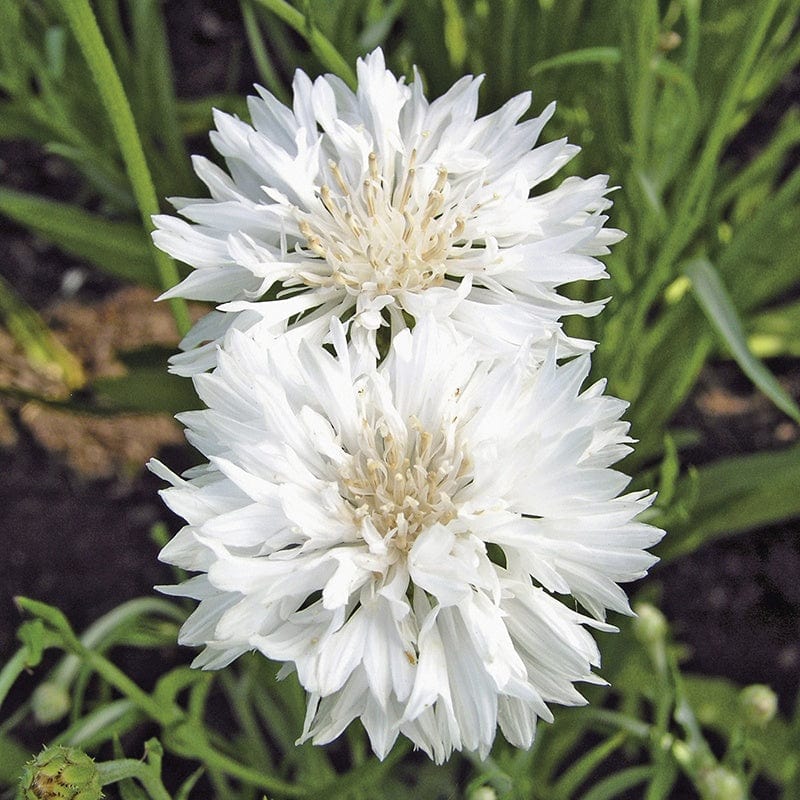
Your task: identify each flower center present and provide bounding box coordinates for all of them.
[338,414,471,553]
[296,151,467,296]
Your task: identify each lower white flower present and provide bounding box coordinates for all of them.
[150,319,663,762]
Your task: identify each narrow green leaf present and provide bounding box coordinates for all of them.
[0,187,154,284]
[57,0,190,334]
[15,597,81,649]
[529,46,621,77]
[96,759,172,800]
[686,257,800,423]
[55,700,141,749]
[552,732,628,799]
[660,445,800,560]
[0,649,33,714]
[441,0,467,69]
[241,0,290,103]
[0,272,86,389]
[175,767,205,800]
[92,366,199,415]
[748,299,800,358]
[251,0,357,88]
[580,765,654,800]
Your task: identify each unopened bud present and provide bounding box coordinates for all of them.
[31,682,70,724]
[632,602,668,645]
[739,684,777,727]
[18,745,103,800]
[468,788,497,800]
[697,766,745,800]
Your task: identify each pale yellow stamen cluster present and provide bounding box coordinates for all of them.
[296,151,467,296]
[339,414,470,553]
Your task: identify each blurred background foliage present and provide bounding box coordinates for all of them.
[1,0,799,798]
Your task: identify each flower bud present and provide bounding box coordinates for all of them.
[18,745,102,800]
[697,766,745,800]
[632,602,668,646]
[31,682,71,725]
[468,788,497,800]
[739,683,777,727]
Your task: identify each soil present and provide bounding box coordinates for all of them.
[1,2,798,797]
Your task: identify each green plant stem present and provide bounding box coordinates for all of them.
[251,0,357,88]
[189,738,308,798]
[57,0,190,335]
[0,649,30,713]
[16,600,310,798]
[241,0,290,102]
[96,759,172,800]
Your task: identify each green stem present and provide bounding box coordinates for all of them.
[190,739,308,798]
[96,759,172,800]
[324,740,412,799]
[241,0,290,102]
[251,0,357,88]
[57,0,190,335]
[77,644,182,727]
[0,649,30,713]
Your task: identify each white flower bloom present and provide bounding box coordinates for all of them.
[154,48,623,375]
[150,319,662,761]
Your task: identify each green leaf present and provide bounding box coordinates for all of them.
[579,765,654,800]
[58,0,190,334]
[0,187,154,284]
[175,767,205,800]
[686,257,800,423]
[0,272,86,389]
[660,445,800,560]
[15,597,81,649]
[748,299,800,358]
[92,365,199,415]
[528,46,621,77]
[552,732,628,799]
[251,0,357,88]
[55,700,141,750]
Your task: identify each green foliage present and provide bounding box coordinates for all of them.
[2,0,800,798]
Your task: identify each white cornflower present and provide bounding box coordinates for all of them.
[149,319,662,761]
[153,48,623,375]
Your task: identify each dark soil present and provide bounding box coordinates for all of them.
[1,2,799,797]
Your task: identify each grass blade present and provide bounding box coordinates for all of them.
[252,0,357,87]
[660,445,800,560]
[0,187,154,284]
[0,273,85,389]
[686,257,800,423]
[56,0,190,335]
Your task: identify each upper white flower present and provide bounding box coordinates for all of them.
[149,319,662,761]
[153,48,623,375]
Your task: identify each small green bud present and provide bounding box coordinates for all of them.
[670,739,692,768]
[697,766,745,800]
[632,602,668,645]
[468,788,497,800]
[739,683,777,727]
[31,683,71,725]
[17,745,102,800]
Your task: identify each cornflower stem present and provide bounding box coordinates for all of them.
[96,759,172,800]
[15,598,310,799]
[324,740,412,799]
[57,0,191,336]
[251,0,357,89]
